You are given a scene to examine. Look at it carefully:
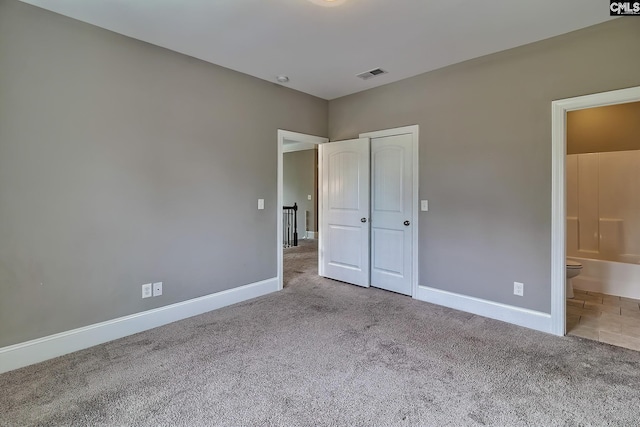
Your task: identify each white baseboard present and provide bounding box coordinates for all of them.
[304,231,316,239]
[415,285,552,334]
[0,277,279,374]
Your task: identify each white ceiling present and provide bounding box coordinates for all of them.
[20,0,613,100]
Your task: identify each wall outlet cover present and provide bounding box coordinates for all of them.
[421,200,429,211]
[514,282,524,296]
[142,283,152,299]
[258,199,265,210]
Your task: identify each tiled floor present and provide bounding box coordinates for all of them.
[567,289,640,351]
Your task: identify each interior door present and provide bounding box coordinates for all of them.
[320,138,370,287]
[370,133,413,295]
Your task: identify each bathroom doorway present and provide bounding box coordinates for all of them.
[564,100,640,348]
[551,87,640,344]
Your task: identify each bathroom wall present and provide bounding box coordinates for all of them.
[566,150,640,264]
[567,101,640,155]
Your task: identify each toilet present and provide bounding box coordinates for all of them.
[566,259,583,299]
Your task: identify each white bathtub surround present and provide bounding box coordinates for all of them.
[570,257,640,300]
[566,150,640,264]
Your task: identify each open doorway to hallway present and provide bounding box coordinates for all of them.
[277,130,328,291]
[283,143,318,244]
[282,142,319,288]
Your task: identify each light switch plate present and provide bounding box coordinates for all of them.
[258,199,264,210]
[153,282,163,297]
[421,200,429,211]
[307,195,312,200]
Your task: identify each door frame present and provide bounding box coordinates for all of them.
[277,130,328,291]
[360,125,420,298]
[550,86,640,336]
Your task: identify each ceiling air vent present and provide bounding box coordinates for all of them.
[356,68,388,80]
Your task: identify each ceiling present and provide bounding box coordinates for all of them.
[20,0,612,100]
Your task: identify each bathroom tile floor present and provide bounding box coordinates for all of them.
[567,289,640,351]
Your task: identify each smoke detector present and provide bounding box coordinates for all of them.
[276,75,290,83]
[356,68,388,80]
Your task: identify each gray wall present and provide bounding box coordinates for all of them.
[329,19,640,313]
[283,149,317,236]
[0,0,327,347]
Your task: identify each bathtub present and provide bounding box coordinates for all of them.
[569,257,640,300]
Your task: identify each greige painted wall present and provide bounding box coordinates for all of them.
[0,0,327,347]
[567,101,640,154]
[283,149,317,235]
[329,19,640,313]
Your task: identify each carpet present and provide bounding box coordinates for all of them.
[1,239,640,426]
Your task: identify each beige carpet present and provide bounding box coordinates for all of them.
[2,239,640,426]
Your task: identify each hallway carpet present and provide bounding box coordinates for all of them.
[2,239,640,426]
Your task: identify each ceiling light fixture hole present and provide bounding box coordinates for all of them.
[308,0,348,7]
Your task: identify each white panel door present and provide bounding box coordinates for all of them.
[320,138,370,287]
[370,134,413,295]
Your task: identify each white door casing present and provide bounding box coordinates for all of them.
[319,138,371,287]
[370,133,414,295]
[550,86,640,336]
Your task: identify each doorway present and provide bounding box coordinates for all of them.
[277,130,328,291]
[550,85,640,336]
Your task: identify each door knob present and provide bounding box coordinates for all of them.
[361,218,367,223]
[404,220,410,226]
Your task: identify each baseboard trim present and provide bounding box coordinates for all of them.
[0,277,279,374]
[415,285,552,334]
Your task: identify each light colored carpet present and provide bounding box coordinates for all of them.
[2,239,640,426]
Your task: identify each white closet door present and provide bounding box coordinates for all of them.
[370,134,413,295]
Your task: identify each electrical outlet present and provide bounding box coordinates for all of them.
[307,194,312,200]
[142,283,152,299]
[153,282,163,297]
[421,200,429,211]
[258,199,264,210]
[514,282,524,296]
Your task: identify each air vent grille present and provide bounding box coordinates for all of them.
[356,68,388,80]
